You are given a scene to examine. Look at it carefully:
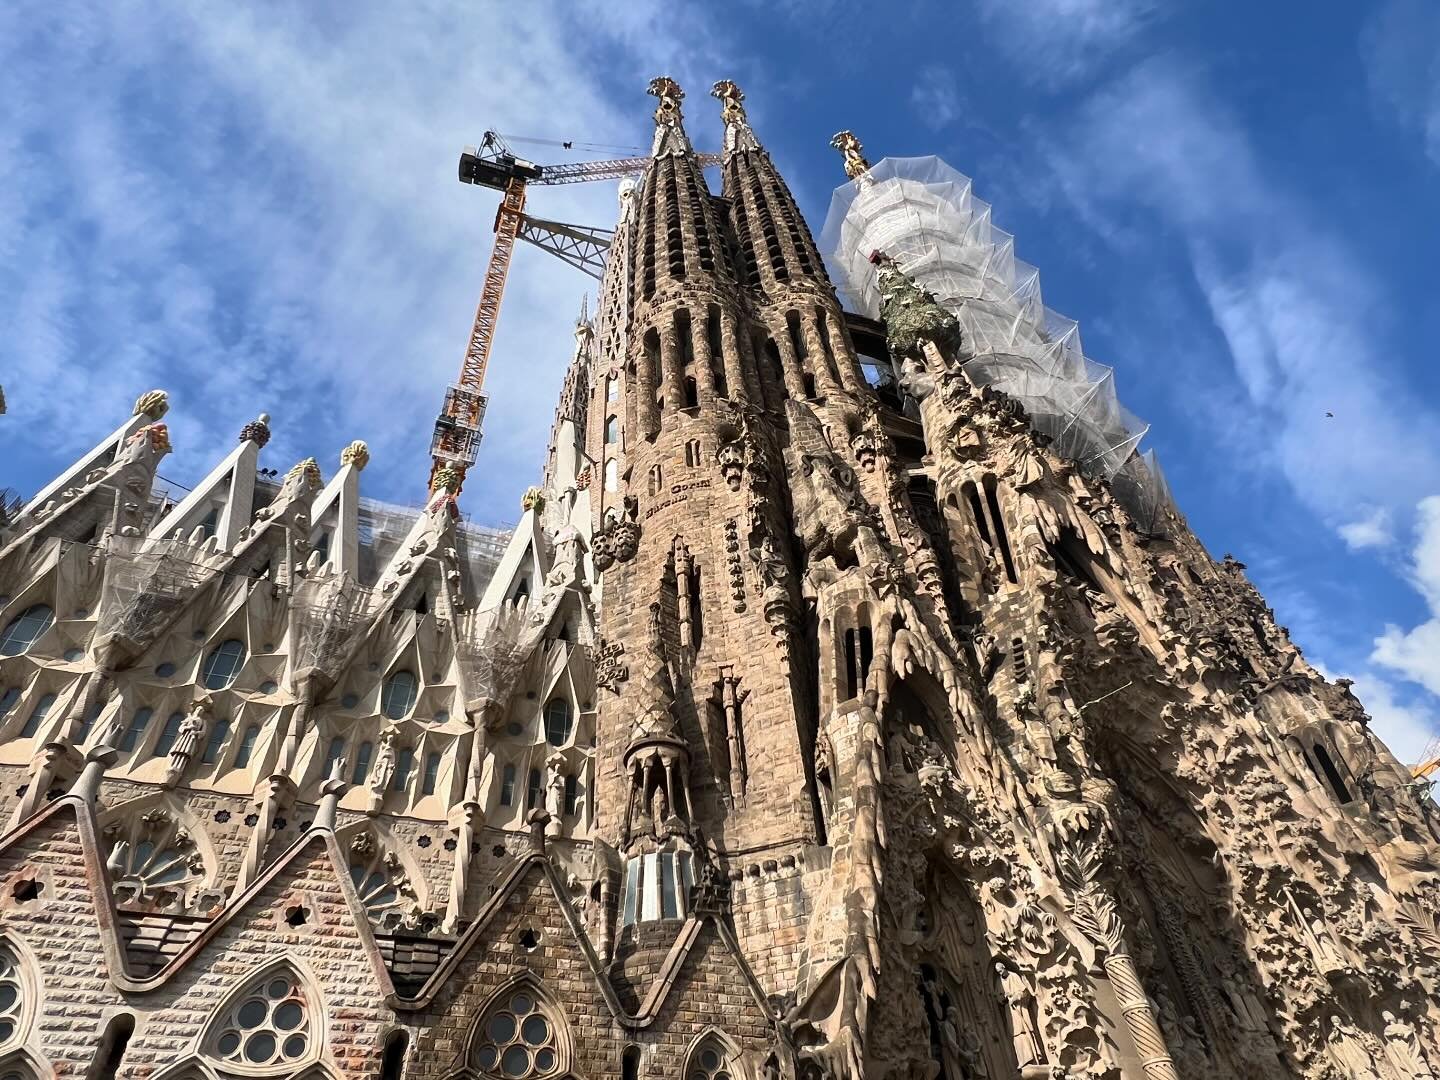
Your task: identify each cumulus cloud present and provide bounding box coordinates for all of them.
[1373,495,1440,698]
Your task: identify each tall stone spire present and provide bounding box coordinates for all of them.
[711,79,760,155]
[647,75,693,158]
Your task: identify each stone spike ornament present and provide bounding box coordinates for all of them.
[0,77,1436,1080]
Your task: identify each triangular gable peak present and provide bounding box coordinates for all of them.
[478,506,550,612]
[8,390,169,536]
[307,442,369,577]
[148,414,271,552]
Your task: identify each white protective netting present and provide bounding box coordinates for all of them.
[821,156,1172,528]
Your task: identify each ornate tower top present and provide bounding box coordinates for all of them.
[647,76,692,157]
[133,389,169,420]
[712,79,760,154]
[830,129,870,180]
[340,440,370,471]
[238,413,272,447]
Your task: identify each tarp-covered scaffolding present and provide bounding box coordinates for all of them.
[821,156,1173,533]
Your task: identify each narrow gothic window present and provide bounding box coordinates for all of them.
[382,670,419,720]
[323,736,346,778]
[473,986,562,1076]
[1311,742,1353,803]
[19,693,56,738]
[381,1031,408,1080]
[0,605,54,656]
[544,698,572,747]
[208,967,312,1068]
[982,477,1018,585]
[605,415,619,444]
[351,741,374,785]
[0,688,19,721]
[563,774,579,816]
[198,506,219,540]
[234,725,260,768]
[500,765,517,806]
[201,719,230,764]
[93,1013,135,1080]
[622,1046,641,1080]
[201,639,247,690]
[526,768,542,810]
[422,752,441,795]
[393,747,414,791]
[153,711,184,757]
[648,465,664,496]
[606,376,619,402]
[604,459,619,492]
[683,377,699,409]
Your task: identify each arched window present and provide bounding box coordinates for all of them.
[606,376,619,402]
[543,698,572,747]
[381,670,418,720]
[118,708,153,752]
[604,459,619,492]
[201,639,247,690]
[233,725,260,768]
[0,605,54,656]
[152,712,184,757]
[0,689,19,721]
[622,1046,641,1080]
[207,966,313,1068]
[526,769,542,810]
[202,719,231,764]
[0,945,26,1046]
[93,1012,135,1080]
[18,694,56,738]
[381,1030,409,1080]
[392,748,414,791]
[605,415,619,443]
[473,986,562,1077]
[322,736,346,779]
[563,775,579,816]
[422,752,441,796]
[351,741,374,785]
[686,1035,738,1080]
[500,765,517,807]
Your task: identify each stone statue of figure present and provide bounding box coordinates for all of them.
[1327,1014,1384,1080]
[995,961,1044,1069]
[1302,906,1351,976]
[168,700,211,779]
[1382,1010,1436,1078]
[650,785,670,839]
[545,754,566,837]
[940,1005,988,1079]
[369,729,396,796]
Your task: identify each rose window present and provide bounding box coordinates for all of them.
[689,1041,735,1080]
[0,948,22,1045]
[475,990,559,1077]
[212,972,311,1067]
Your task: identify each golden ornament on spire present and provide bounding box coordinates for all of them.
[647,76,684,125]
[132,389,169,420]
[340,440,370,471]
[830,130,870,180]
[711,80,746,125]
[286,457,323,491]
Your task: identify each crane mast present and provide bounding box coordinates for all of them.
[428,133,719,498]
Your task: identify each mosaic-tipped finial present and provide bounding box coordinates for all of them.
[239,413,272,447]
[830,130,870,180]
[286,456,323,492]
[133,389,169,420]
[340,440,370,471]
[430,464,464,496]
[521,486,545,513]
[647,76,684,124]
[711,79,746,124]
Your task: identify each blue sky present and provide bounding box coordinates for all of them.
[4,1,1440,761]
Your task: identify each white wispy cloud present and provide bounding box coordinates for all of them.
[0,0,740,522]
[911,67,961,131]
[974,0,1157,88]
[1360,0,1440,169]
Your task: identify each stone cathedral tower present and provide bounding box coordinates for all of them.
[0,78,1437,1080]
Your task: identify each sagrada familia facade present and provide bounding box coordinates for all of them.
[0,77,1437,1080]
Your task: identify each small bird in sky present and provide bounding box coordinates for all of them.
[1325,411,1334,418]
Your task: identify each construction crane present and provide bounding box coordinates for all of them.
[428,131,720,495]
[1414,735,1440,782]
